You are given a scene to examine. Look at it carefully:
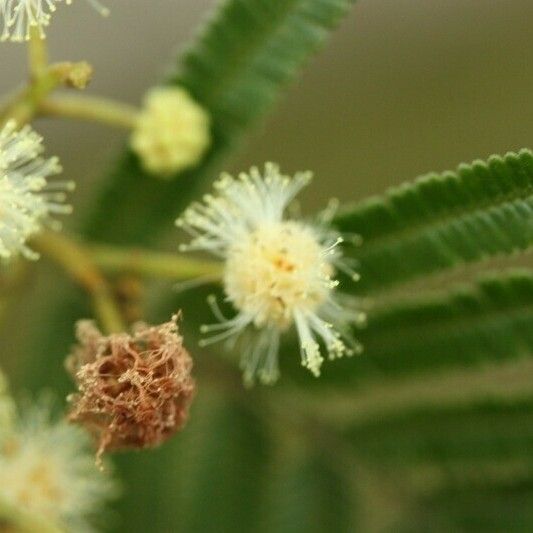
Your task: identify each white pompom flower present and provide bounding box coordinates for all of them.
[0,120,73,260]
[0,0,109,42]
[0,401,117,532]
[177,163,365,385]
[131,87,211,177]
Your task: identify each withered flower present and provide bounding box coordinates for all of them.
[66,315,195,462]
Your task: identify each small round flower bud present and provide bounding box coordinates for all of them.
[130,87,210,177]
[63,60,93,89]
[66,315,195,461]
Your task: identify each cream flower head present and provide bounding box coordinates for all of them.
[177,163,365,385]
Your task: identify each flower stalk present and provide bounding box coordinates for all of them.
[39,94,139,130]
[89,244,222,281]
[28,27,48,78]
[32,232,222,331]
[0,61,93,126]
[0,27,93,126]
[33,232,125,334]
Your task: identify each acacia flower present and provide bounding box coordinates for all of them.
[67,315,195,462]
[0,120,73,260]
[177,163,365,385]
[0,401,116,532]
[130,87,211,177]
[0,0,109,42]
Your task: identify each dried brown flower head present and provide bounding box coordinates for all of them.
[66,315,195,462]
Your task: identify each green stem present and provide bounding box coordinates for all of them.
[33,232,126,334]
[0,62,93,126]
[89,244,222,281]
[0,29,93,126]
[39,94,139,130]
[28,27,49,78]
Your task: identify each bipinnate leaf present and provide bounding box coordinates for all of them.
[336,149,533,293]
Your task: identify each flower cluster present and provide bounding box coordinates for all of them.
[67,316,195,462]
[0,399,116,532]
[177,163,365,385]
[0,121,72,260]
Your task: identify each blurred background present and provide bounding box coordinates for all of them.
[2,1,533,531]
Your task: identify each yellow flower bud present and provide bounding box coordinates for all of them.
[131,87,210,177]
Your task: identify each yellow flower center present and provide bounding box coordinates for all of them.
[224,221,331,329]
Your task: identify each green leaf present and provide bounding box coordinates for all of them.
[335,149,533,294]
[345,397,533,467]
[396,478,533,533]
[359,270,533,376]
[343,397,533,532]
[84,0,358,244]
[261,451,354,533]
[112,392,271,532]
[281,269,533,387]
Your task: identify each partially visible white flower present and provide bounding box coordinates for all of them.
[0,401,117,532]
[0,120,73,260]
[131,87,211,177]
[0,0,109,42]
[177,163,365,385]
